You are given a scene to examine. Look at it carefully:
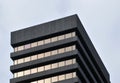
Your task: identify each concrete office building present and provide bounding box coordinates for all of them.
[10,15,110,83]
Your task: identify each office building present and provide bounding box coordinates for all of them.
[10,15,110,83]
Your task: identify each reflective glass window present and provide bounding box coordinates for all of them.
[31,42,37,47]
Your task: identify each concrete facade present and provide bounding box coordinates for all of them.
[10,14,110,83]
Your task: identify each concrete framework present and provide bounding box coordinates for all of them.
[10,14,110,83]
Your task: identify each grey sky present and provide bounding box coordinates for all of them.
[0,0,120,83]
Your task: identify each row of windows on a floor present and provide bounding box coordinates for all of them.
[14,45,76,65]
[31,72,76,83]
[14,32,76,52]
[14,58,76,78]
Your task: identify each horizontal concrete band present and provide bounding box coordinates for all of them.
[11,37,78,60]
[11,50,78,73]
[10,64,78,83]
[11,15,78,46]
[54,77,79,83]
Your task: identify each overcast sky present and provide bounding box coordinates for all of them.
[0,0,120,83]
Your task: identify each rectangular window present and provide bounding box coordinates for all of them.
[24,44,31,49]
[59,61,65,67]
[72,32,76,37]
[66,73,72,79]
[38,40,44,46]
[52,76,58,82]
[66,59,73,66]
[45,78,51,83]
[31,55,37,61]
[14,47,18,52]
[73,72,76,78]
[45,64,51,70]
[30,72,76,83]
[52,63,58,69]
[59,75,65,81]
[38,66,44,72]
[24,70,30,75]
[31,81,37,83]
[18,58,24,64]
[58,35,64,40]
[31,68,37,74]
[38,80,44,83]
[72,45,76,50]
[44,39,51,44]
[18,71,23,77]
[45,52,51,57]
[31,42,37,47]
[65,46,72,52]
[24,57,30,62]
[73,59,76,64]
[14,32,75,53]
[14,73,17,78]
[65,33,72,38]
[38,53,44,59]
[14,60,18,65]
[18,46,24,51]
[51,37,57,42]
[51,50,57,55]
[58,48,65,54]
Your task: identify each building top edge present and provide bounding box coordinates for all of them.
[11,14,79,46]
